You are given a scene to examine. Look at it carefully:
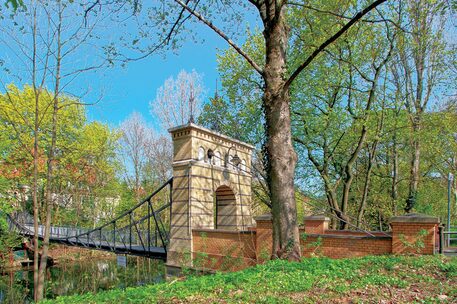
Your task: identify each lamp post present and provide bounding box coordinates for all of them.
[226,146,241,168]
[448,173,454,247]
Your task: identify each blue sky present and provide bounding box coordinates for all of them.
[87,36,226,130]
[0,3,259,133]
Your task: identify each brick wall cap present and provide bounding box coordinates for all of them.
[192,228,255,235]
[254,214,272,221]
[305,233,392,240]
[390,213,440,224]
[304,215,330,221]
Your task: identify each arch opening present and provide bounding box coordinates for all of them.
[214,185,237,230]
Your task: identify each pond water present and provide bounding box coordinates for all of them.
[0,256,165,303]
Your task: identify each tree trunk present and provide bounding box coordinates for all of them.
[262,7,300,260]
[31,6,41,302]
[36,88,59,301]
[326,185,342,229]
[391,131,399,215]
[405,117,421,213]
[357,146,376,228]
[32,94,40,302]
[340,126,367,229]
[36,3,62,299]
[357,107,383,228]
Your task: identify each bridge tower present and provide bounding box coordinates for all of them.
[166,123,254,272]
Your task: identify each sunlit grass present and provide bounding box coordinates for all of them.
[44,255,457,304]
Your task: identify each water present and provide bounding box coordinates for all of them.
[0,256,165,303]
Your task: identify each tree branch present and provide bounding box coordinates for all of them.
[173,0,264,76]
[284,0,388,90]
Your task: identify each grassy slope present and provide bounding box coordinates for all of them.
[44,255,457,304]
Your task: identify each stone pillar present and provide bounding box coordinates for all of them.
[390,213,440,255]
[166,162,192,274]
[254,214,273,262]
[303,215,330,234]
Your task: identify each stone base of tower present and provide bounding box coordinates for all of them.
[165,263,183,277]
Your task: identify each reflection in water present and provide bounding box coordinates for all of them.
[0,256,165,303]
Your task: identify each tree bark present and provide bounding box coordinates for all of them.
[391,124,399,215]
[340,125,367,229]
[406,117,421,212]
[357,143,378,228]
[262,4,300,260]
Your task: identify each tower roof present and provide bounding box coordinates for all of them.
[168,123,255,150]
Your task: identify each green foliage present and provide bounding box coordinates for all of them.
[306,236,323,257]
[202,0,457,229]
[0,204,20,267]
[0,84,122,227]
[4,0,24,10]
[42,255,457,303]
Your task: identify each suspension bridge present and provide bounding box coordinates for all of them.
[7,178,173,260]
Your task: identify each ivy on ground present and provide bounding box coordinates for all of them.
[44,255,457,304]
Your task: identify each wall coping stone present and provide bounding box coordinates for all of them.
[192,228,256,235]
[305,233,392,240]
[304,215,330,221]
[254,214,272,221]
[390,213,440,224]
[325,229,392,236]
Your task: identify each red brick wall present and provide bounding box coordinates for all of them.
[391,222,437,255]
[191,215,440,271]
[192,229,256,271]
[255,219,273,262]
[303,219,328,234]
[300,229,392,258]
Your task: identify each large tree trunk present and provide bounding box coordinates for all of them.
[262,6,300,260]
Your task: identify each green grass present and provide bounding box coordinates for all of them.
[43,255,457,304]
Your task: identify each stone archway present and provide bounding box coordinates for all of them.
[214,185,237,230]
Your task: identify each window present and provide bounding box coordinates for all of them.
[224,153,229,167]
[241,159,246,172]
[215,151,221,166]
[198,146,205,162]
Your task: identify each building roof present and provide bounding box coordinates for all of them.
[168,123,255,150]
